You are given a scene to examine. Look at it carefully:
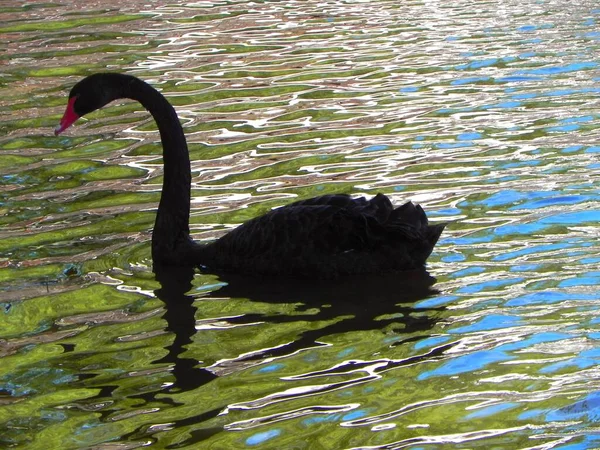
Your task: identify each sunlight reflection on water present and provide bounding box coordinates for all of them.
[1,0,600,448]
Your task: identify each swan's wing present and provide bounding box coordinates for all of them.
[286,193,394,222]
[209,198,444,276]
[215,203,372,257]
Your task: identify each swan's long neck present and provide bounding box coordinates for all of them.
[123,78,192,263]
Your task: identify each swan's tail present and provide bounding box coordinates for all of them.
[387,201,446,265]
[426,223,446,247]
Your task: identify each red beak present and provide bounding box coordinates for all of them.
[54,96,79,135]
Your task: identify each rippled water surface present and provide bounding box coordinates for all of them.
[2,1,600,448]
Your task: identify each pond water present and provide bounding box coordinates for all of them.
[2,0,600,448]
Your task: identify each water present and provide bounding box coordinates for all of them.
[2,0,600,448]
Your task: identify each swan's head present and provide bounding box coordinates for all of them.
[55,73,130,135]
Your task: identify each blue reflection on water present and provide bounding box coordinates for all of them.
[451,314,522,334]
[518,25,539,32]
[435,142,473,149]
[583,31,600,39]
[542,210,600,224]
[457,132,483,140]
[465,403,519,419]
[562,115,595,123]
[451,76,490,85]
[302,409,368,427]
[494,223,546,235]
[449,267,485,279]
[413,335,451,351]
[455,57,516,70]
[516,195,591,209]
[520,51,538,58]
[554,436,600,449]
[506,291,600,307]
[515,62,598,76]
[546,124,580,132]
[497,76,542,83]
[484,100,522,109]
[500,161,540,170]
[522,37,543,44]
[562,145,583,153]
[255,363,285,374]
[558,272,600,287]
[342,410,368,421]
[502,332,570,351]
[437,106,476,114]
[493,208,600,236]
[511,91,538,99]
[487,175,519,183]
[303,415,338,425]
[441,254,466,263]
[246,430,281,446]
[541,348,600,373]
[510,264,543,272]
[418,349,515,380]
[478,190,547,207]
[581,257,600,264]
[338,347,354,358]
[420,331,571,380]
[521,392,600,424]
[431,208,462,216]
[456,278,522,294]
[415,295,459,308]
[361,144,389,152]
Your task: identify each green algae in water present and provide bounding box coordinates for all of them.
[0,14,142,33]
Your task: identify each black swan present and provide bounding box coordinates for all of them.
[55,73,445,277]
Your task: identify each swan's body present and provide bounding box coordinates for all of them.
[56,73,445,278]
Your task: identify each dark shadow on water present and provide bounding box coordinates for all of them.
[153,265,218,393]
[123,267,444,447]
[215,268,438,307]
[153,267,442,392]
[120,265,224,445]
[202,269,443,377]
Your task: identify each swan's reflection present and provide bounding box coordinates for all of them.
[119,268,444,444]
[203,270,442,377]
[153,266,442,390]
[153,265,218,392]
